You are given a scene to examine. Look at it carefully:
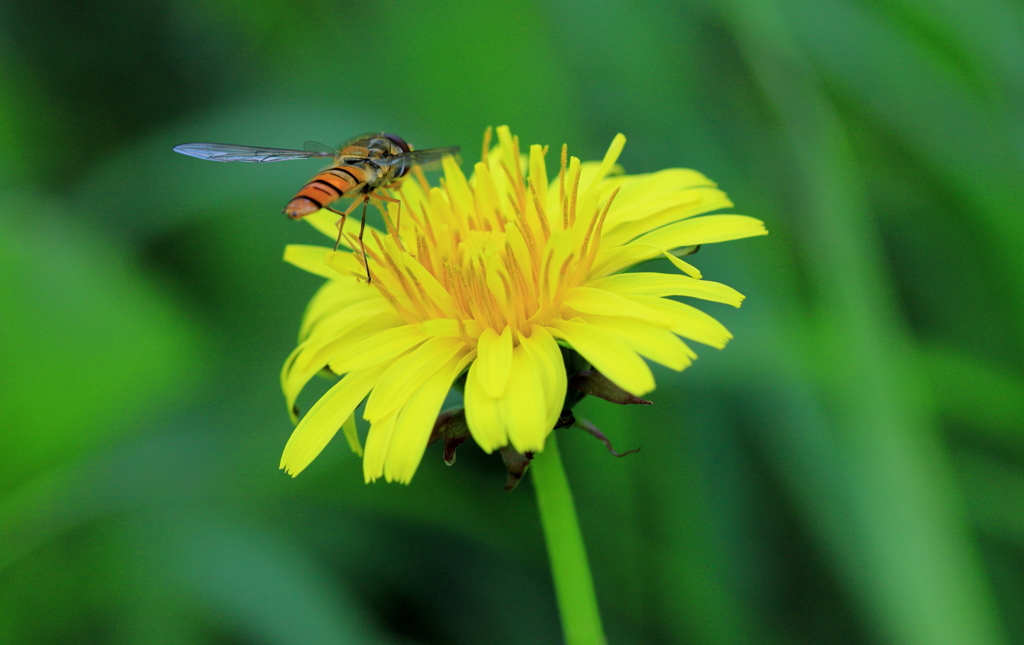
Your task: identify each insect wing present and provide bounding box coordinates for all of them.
[375,146,461,171]
[303,140,338,156]
[172,142,336,163]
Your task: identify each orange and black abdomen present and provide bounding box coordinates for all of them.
[283,165,369,219]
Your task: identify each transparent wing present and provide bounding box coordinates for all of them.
[172,142,337,163]
[375,146,461,170]
[303,140,338,155]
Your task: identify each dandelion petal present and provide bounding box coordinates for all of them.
[280,365,385,477]
[329,324,428,375]
[475,326,514,398]
[627,295,734,349]
[632,214,767,250]
[520,326,567,444]
[562,287,670,325]
[589,273,745,307]
[283,244,337,279]
[364,337,465,422]
[363,411,398,483]
[577,314,696,371]
[464,368,508,453]
[383,351,470,484]
[502,343,549,454]
[547,318,655,396]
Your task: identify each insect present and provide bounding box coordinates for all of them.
[173,133,460,283]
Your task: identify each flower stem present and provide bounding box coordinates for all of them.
[532,432,607,645]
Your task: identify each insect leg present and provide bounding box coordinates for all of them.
[358,197,371,284]
[371,191,403,240]
[328,199,364,252]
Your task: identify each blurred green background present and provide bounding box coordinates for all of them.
[1,0,1022,643]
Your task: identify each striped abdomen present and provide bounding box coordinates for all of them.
[283,165,368,219]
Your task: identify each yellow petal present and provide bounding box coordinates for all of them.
[473,161,502,225]
[483,252,510,309]
[588,273,745,307]
[656,248,702,279]
[520,325,566,446]
[495,125,520,185]
[295,302,398,371]
[417,318,460,338]
[589,244,659,280]
[625,295,734,349]
[562,287,671,325]
[603,187,733,247]
[341,412,362,457]
[473,326,514,398]
[546,318,655,396]
[329,324,428,375]
[300,297,395,347]
[430,186,460,234]
[606,168,716,211]
[589,242,701,280]
[464,327,562,454]
[324,250,367,279]
[403,248,456,315]
[504,221,535,285]
[601,171,717,227]
[383,349,470,484]
[443,155,474,224]
[280,342,307,423]
[464,362,507,453]
[570,183,601,248]
[364,336,465,422]
[298,279,384,342]
[542,229,574,301]
[280,364,386,477]
[575,160,615,200]
[283,245,336,279]
[587,133,626,193]
[362,410,398,483]
[282,310,403,421]
[529,144,549,209]
[503,342,549,454]
[577,313,696,371]
[562,156,582,225]
[631,215,768,250]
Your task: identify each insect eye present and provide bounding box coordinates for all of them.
[383,133,411,154]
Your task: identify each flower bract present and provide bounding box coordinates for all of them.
[280,126,766,483]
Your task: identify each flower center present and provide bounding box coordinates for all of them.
[332,127,624,348]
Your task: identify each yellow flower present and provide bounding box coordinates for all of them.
[280,126,767,483]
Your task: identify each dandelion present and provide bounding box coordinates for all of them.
[279,126,766,484]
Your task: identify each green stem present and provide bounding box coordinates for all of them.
[532,432,607,645]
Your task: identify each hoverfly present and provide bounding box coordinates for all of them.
[173,133,460,283]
